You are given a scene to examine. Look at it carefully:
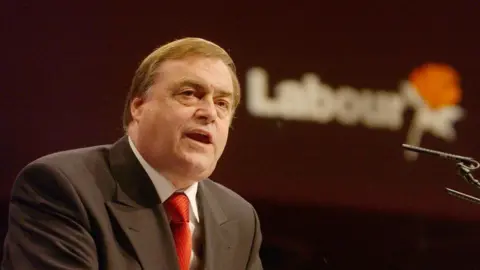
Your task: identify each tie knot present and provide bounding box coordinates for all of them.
[164,192,190,223]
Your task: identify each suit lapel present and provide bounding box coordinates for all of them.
[199,181,238,270]
[106,136,179,270]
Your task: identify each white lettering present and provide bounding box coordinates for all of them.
[361,90,406,130]
[245,68,408,129]
[303,74,335,123]
[335,86,361,125]
[245,67,279,118]
[245,67,464,161]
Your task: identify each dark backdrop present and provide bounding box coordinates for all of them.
[2,1,480,269]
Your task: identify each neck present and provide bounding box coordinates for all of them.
[127,127,201,190]
[162,172,198,190]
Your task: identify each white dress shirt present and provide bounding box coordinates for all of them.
[128,137,203,269]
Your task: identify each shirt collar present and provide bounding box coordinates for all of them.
[128,136,199,222]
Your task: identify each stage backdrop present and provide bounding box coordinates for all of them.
[2,0,480,221]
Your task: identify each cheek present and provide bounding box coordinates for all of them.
[216,124,230,148]
[141,108,160,129]
[139,107,170,138]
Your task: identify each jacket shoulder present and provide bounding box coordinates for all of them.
[17,144,115,197]
[30,144,111,167]
[202,179,256,211]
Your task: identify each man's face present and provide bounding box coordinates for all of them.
[130,56,235,184]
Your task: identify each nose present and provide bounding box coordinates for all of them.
[194,98,218,124]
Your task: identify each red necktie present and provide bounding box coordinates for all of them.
[164,193,192,270]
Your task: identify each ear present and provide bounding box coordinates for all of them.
[130,96,146,123]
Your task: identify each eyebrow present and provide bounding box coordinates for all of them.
[178,79,233,99]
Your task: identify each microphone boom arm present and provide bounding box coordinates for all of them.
[402,144,480,205]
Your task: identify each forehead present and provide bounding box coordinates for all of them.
[154,56,234,94]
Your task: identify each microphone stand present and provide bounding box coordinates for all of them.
[402,144,480,204]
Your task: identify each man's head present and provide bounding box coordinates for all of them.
[123,37,240,188]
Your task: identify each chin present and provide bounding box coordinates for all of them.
[180,155,216,179]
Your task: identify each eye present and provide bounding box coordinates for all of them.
[181,89,195,96]
[216,100,230,109]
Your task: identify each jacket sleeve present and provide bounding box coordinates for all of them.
[1,162,98,269]
[246,206,263,270]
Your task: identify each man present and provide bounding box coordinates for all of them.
[2,37,263,270]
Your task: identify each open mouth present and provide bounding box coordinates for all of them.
[185,131,212,144]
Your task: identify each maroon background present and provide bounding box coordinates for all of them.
[3,0,480,269]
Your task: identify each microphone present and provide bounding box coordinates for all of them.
[402,144,480,205]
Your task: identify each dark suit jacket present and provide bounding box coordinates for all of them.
[1,136,263,270]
